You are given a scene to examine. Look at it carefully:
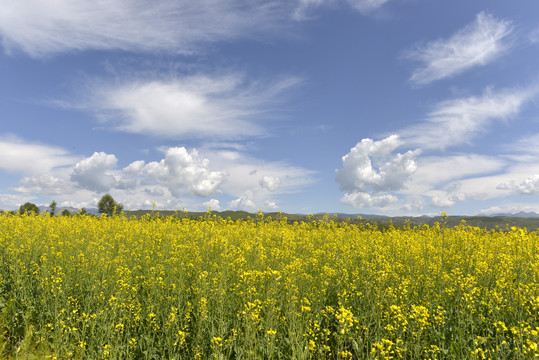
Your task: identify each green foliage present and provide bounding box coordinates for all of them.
[97,194,123,216]
[61,209,71,217]
[18,202,39,215]
[49,200,57,217]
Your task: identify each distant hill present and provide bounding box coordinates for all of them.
[120,210,539,231]
[7,207,539,231]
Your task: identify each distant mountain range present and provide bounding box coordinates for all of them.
[489,211,539,218]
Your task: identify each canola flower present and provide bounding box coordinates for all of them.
[0,211,537,359]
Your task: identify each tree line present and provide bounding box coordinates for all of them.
[14,194,123,217]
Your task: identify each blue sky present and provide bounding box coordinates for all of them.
[1,0,539,216]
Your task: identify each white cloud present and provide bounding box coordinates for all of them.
[0,0,292,57]
[428,191,469,209]
[400,87,535,150]
[406,12,513,85]
[14,175,75,195]
[336,135,420,193]
[2,141,314,211]
[400,197,424,212]
[497,175,539,195]
[0,135,78,175]
[229,191,257,210]
[203,199,221,210]
[505,133,539,154]
[408,154,506,190]
[71,152,119,192]
[530,27,539,44]
[260,176,281,191]
[430,194,457,209]
[345,0,389,14]
[293,0,333,20]
[87,74,301,139]
[0,193,37,210]
[336,136,419,209]
[206,149,315,198]
[265,200,279,210]
[142,147,224,197]
[292,0,387,19]
[123,160,145,174]
[340,192,398,208]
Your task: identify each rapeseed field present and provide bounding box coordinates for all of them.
[0,212,537,359]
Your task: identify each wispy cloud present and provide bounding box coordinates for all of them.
[529,27,539,44]
[506,133,539,154]
[399,86,535,150]
[293,0,389,19]
[81,73,302,140]
[406,12,513,85]
[0,0,291,57]
[408,154,506,191]
[345,0,389,14]
[0,135,78,175]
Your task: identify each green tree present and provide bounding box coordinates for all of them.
[98,194,123,216]
[49,200,57,217]
[61,209,71,217]
[19,202,40,215]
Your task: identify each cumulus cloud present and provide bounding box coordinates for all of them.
[429,192,468,209]
[203,198,221,210]
[71,152,119,192]
[265,200,279,210]
[497,175,539,195]
[400,87,535,150]
[0,135,78,175]
[86,74,301,139]
[340,192,397,208]
[400,197,424,212]
[336,135,420,194]
[406,12,513,85]
[260,176,281,191]
[336,135,419,209]
[3,141,313,211]
[430,194,456,209]
[229,191,256,210]
[0,0,292,57]
[142,147,224,197]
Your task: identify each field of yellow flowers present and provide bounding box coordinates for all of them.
[0,212,537,359]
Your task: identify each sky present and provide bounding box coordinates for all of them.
[1,0,539,216]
